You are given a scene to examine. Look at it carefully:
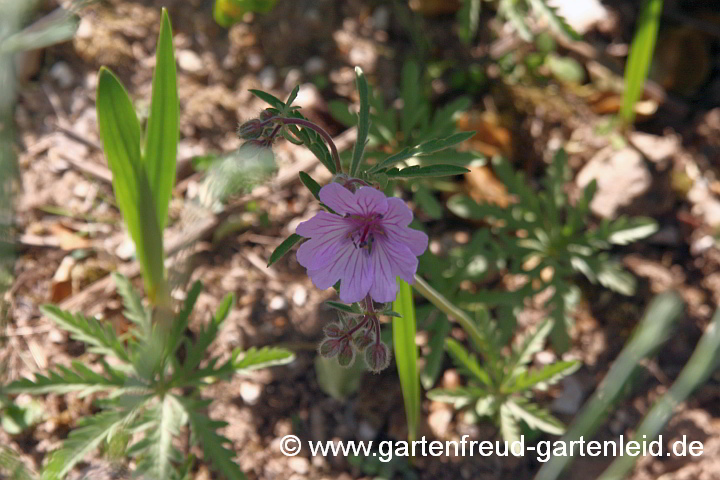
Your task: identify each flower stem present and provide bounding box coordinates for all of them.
[276,117,342,173]
[411,274,486,349]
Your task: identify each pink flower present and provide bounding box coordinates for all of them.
[296,183,428,303]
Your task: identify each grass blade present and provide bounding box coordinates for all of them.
[393,279,420,444]
[535,292,684,480]
[598,305,720,480]
[144,8,178,229]
[621,0,663,125]
[96,67,166,302]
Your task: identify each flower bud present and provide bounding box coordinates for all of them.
[323,322,345,338]
[237,118,265,140]
[318,337,345,359]
[364,342,391,373]
[337,341,356,367]
[352,328,374,351]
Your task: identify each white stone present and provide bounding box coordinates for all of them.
[292,286,308,307]
[177,49,203,73]
[49,62,74,88]
[239,381,262,405]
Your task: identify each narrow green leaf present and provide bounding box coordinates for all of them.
[267,234,303,267]
[0,7,79,54]
[386,164,470,179]
[325,301,363,314]
[248,89,285,110]
[392,279,420,444]
[457,0,481,44]
[285,85,300,108]
[369,132,476,173]
[298,171,321,200]
[621,0,663,125]
[96,67,166,301]
[112,272,151,340]
[233,346,295,372]
[349,66,370,176]
[144,8,178,230]
[505,360,581,393]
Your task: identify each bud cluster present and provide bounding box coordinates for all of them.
[237,109,280,147]
[318,299,391,372]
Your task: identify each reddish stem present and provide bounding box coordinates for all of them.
[276,117,342,173]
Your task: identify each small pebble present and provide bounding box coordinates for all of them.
[177,49,203,73]
[246,52,264,71]
[239,381,262,405]
[284,68,303,91]
[269,295,288,311]
[292,287,308,307]
[258,66,277,89]
[49,62,75,88]
[287,457,309,475]
[304,57,326,76]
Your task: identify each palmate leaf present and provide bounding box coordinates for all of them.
[445,338,491,386]
[427,386,487,408]
[594,216,658,246]
[40,305,130,362]
[499,402,521,444]
[135,395,185,480]
[505,360,580,394]
[596,260,636,296]
[509,319,554,374]
[178,293,235,376]
[505,397,565,435]
[42,409,137,480]
[527,0,581,41]
[112,273,151,341]
[232,346,295,372]
[176,397,246,480]
[3,360,129,396]
[0,446,36,480]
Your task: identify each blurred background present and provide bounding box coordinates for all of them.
[1,0,720,479]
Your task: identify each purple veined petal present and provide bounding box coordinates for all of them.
[306,238,361,291]
[296,211,352,238]
[296,212,354,270]
[381,198,429,256]
[368,237,418,302]
[352,186,389,217]
[318,183,360,216]
[338,247,373,303]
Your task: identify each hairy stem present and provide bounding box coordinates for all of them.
[276,117,342,173]
[412,274,485,348]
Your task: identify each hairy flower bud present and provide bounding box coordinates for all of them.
[352,328,374,350]
[237,118,265,140]
[364,342,391,373]
[337,341,356,367]
[318,337,346,359]
[323,322,345,339]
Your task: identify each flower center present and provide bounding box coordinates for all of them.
[348,214,384,252]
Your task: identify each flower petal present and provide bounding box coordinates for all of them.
[318,183,389,217]
[338,248,373,303]
[318,183,359,216]
[307,239,355,290]
[296,212,353,270]
[368,238,418,303]
[352,187,389,217]
[381,198,429,256]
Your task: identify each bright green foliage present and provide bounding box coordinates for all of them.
[447,150,658,350]
[2,275,294,479]
[95,9,177,305]
[621,0,663,125]
[428,311,579,442]
[392,280,421,444]
[329,60,476,219]
[213,0,278,28]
